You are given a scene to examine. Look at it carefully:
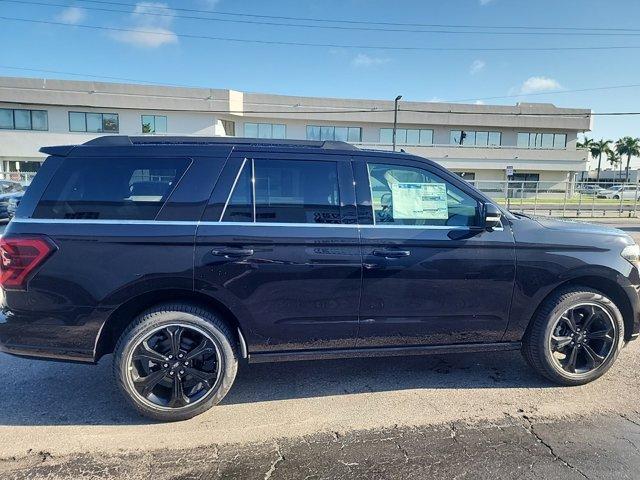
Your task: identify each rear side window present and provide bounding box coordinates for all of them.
[222,158,341,224]
[33,157,190,220]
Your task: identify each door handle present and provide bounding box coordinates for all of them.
[210,248,254,258]
[372,249,411,259]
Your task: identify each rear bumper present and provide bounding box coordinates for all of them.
[0,308,100,363]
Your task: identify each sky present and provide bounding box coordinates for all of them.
[2,0,640,159]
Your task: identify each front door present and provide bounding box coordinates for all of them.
[354,157,516,347]
[195,151,361,354]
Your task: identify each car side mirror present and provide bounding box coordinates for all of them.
[484,203,502,230]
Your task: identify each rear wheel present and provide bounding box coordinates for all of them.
[522,287,623,386]
[113,303,238,421]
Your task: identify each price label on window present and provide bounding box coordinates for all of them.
[391,182,448,219]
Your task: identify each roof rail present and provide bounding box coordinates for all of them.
[81,135,359,150]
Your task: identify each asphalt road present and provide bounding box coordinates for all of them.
[1,221,640,479]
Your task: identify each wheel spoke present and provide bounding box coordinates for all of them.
[565,346,579,373]
[560,313,578,333]
[552,335,573,350]
[133,341,168,364]
[185,339,215,361]
[587,329,613,342]
[184,366,217,388]
[581,305,599,331]
[166,326,184,356]
[135,369,168,397]
[169,375,189,408]
[583,344,606,368]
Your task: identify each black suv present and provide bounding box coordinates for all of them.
[1,136,638,421]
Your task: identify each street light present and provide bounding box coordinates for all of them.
[392,95,402,152]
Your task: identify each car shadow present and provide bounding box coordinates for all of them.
[0,349,552,426]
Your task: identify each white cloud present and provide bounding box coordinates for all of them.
[111,2,178,48]
[56,7,86,24]
[351,53,389,68]
[469,59,485,75]
[518,76,563,94]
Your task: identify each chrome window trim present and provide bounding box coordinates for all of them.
[12,218,472,230]
[219,157,249,221]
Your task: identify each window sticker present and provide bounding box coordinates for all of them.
[391,182,448,219]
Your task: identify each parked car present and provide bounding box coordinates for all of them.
[597,185,640,200]
[0,180,24,221]
[576,184,602,195]
[6,191,24,219]
[1,136,639,421]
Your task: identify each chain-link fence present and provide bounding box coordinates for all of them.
[470,180,640,218]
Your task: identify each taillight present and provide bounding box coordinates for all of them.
[0,236,56,290]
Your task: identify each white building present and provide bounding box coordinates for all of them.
[0,76,592,185]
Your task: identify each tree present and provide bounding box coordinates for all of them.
[589,139,611,182]
[615,137,640,183]
[606,149,621,182]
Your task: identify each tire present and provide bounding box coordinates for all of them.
[113,303,238,421]
[522,287,624,386]
[613,195,620,200]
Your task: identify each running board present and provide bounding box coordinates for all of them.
[248,341,522,364]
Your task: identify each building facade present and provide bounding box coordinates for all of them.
[0,76,592,185]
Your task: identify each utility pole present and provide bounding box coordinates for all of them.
[392,95,402,151]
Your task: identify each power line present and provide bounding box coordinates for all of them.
[4,16,640,52]
[64,0,640,33]
[3,0,640,37]
[3,64,640,110]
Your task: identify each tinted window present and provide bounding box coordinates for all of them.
[33,158,190,220]
[221,160,253,222]
[221,159,341,224]
[367,163,479,227]
[255,159,340,223]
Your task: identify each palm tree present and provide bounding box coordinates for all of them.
[615,136,640,183]
[589,139,611,182]
[606,149,621,182]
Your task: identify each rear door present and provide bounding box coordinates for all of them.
[194,150,361,354]
[353,155,516,347]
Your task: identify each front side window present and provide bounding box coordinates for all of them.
[222,159,341,224]
[0,108,48,131]
[33,157,190,220]
[69,112,119,133]
[142,115,167,134]
[367,163,480,227]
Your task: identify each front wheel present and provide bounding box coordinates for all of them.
[113,303,238,421]
[613,195,620,200]
[522,287,623,386]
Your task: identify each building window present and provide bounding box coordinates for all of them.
[141,115,167,134]
[517,132,567,149]
[379,128,433,145]
[0,108,48,131]
[69,112,119,133]
[306,125,362,142]
[450,130,501,146]
[221,119,235,136]
[454,172,476,182]
[244,122,286,139]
